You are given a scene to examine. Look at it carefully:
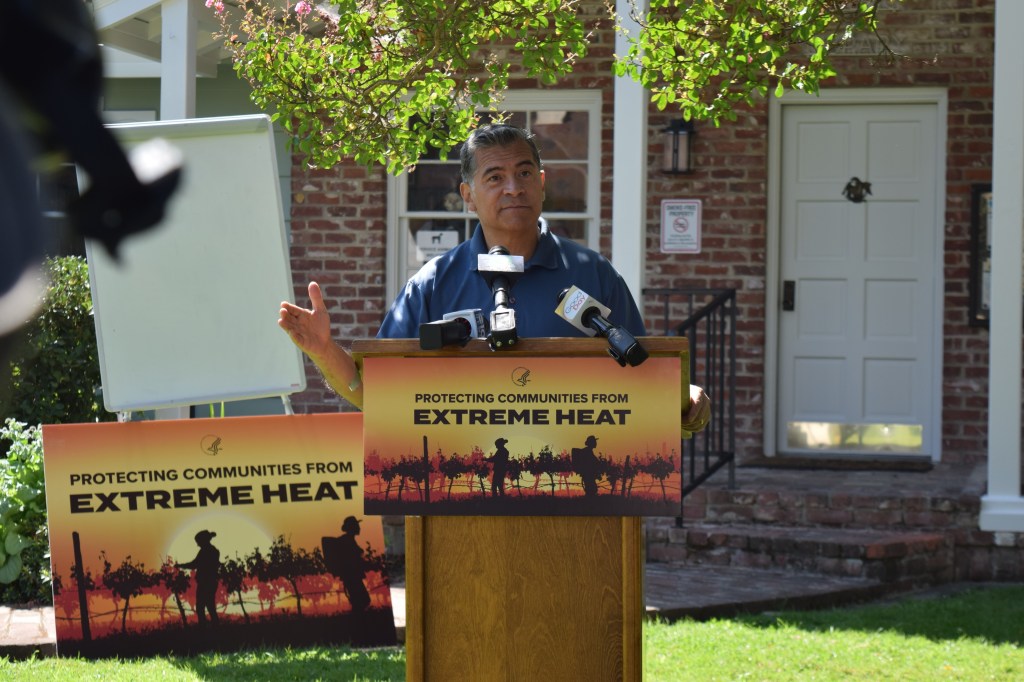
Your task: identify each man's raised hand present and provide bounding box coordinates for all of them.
[278,281,332,360]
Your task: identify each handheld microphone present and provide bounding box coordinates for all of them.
[478,246,524,350]
[555,286,649,367]
[419,309,487,350]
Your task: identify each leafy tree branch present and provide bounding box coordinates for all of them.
[209,0,899,171]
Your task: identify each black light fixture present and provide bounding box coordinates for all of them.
[661,118,696,175]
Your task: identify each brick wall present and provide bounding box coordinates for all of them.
[286,163,390,414]
[285,0,995,465]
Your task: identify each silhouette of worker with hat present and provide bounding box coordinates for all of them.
[486,437,511,497]
[323,516,371,614]
[572,435,600,497]
[179,529,221,626]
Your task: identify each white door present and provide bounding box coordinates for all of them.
[778,103,941,457]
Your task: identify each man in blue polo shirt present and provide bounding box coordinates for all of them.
[279,124,710,430]
[377,126,644,340]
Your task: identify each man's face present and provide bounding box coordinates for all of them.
[460,139,545,236]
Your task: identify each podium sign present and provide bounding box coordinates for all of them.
[353,338,688,681]
[41,414,396,658]
[362,354,682,516]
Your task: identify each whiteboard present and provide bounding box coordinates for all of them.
[85,115,306,411]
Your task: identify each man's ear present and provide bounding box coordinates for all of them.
[459,181,476,212]
[540,169,546,201]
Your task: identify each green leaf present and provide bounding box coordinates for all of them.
[5,531,30,555]
[0,553,24,584]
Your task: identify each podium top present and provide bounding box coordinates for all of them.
[351,336,687,360]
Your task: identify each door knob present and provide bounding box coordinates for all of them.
[782,280,795,311]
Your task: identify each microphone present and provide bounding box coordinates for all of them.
[419,309,487,350]
[555,286,649,367]
[477,245,524,349]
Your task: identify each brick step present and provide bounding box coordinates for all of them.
[649,523,955,587]
[682,468,983,531]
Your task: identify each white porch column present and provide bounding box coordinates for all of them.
[981,0,1024,531]
[155,0,197,419]
[159,0,198,120]
[611,0,647,308]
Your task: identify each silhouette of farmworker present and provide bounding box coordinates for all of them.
[323,516,371,614]
[179,529,221,626]
[486,437,511,497]
[572,435,600,497]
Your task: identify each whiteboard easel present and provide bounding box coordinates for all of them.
[85,115,305,413]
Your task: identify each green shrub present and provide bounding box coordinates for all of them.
[3,256,115,428]
[0,419,50,605]
[1,256,114,605]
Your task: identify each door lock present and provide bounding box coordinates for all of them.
[782,280,795,311]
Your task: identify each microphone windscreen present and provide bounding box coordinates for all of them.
[553,285,611,337]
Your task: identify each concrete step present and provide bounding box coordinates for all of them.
[649,523,955,587]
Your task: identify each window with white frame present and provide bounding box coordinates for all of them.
[386,90,602,302]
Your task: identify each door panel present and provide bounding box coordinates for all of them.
[778,103,939,457]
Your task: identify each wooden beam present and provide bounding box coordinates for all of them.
[93,0,162,30]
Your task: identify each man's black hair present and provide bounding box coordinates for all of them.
[460,124,542,184]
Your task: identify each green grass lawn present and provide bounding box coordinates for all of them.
[646,584,1024,681]
[4,585,1023,681]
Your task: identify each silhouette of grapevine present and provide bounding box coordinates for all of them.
[366,449,384,493]
[100,552,154,634]
[157,557,191,627]
[380,461,398,500]
[553,450,575,491]
[65,563,97,593]
[251,535,323,617]
[642,453,677,502]
[220,555,251,623]
[506,457,524,496]
[536,445,556,493]
[620,455,637,497]
[430,449,446,493]
[438,453,470,499]
[464,446,485,493]
[604,455,624,494]
[395,455,429,501]
[472,458,491,497]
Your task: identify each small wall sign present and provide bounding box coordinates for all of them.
[660,199,702,254]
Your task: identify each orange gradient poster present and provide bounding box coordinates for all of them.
[41,414,396,658]
[363,355,683,516]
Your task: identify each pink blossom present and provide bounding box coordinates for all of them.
[295,1,312,16]
[204,0,225,13]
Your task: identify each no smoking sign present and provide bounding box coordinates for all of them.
[661,199,702,254]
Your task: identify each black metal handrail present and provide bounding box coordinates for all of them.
[644,287,737,524]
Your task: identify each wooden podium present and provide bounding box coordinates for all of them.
[352,337,689,681]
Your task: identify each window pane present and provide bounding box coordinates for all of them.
[543,218,586,242]
[532,110,588,160]
[786,421,923,454]
[479,111,528,129]
[542,163,587,212]
[407,164,463,211]
[406,218,469,271]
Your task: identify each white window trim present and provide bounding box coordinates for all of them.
[385,89,603,303]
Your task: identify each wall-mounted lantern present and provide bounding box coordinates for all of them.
[661,119,696,175]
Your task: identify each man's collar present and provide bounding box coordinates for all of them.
[528,223,560,270]
[469,222,559,270]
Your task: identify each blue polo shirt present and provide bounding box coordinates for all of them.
[378,224,646,339]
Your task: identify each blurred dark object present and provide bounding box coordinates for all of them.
[0,0,181,347]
